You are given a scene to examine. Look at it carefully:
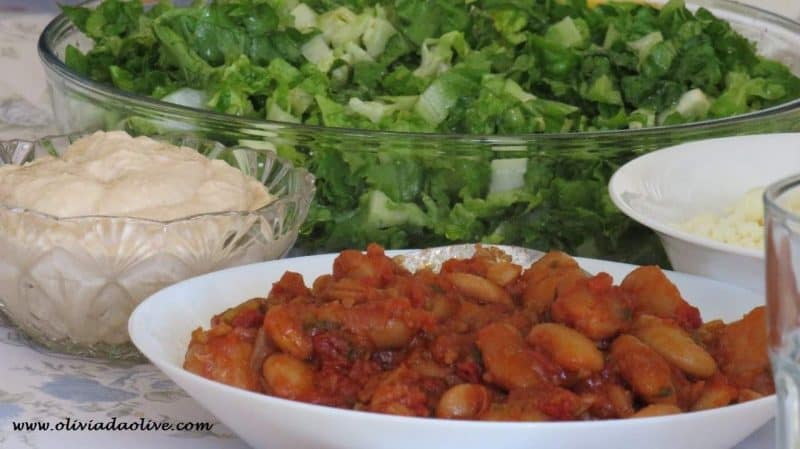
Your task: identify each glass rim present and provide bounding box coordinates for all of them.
[37,0,800,143]
[764,173,800,224]
[0,132,316,225]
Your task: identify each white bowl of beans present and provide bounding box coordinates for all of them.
[129,245,774,449]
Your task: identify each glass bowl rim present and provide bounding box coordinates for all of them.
[764,172,800,225]
[37,0,800,143]
[0,132,316,225]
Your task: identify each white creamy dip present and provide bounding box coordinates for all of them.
[0,132,294,350]
[0,131,274,220]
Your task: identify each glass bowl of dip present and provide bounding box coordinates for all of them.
[0,133,315,360]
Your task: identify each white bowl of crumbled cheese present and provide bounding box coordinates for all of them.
[608,133,800,293]
[0,131,315,359]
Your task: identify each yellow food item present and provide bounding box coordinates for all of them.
[679,188,765,250]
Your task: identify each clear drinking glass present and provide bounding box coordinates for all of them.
[765,174,800,449]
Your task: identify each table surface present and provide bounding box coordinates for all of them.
[0,1,797,448]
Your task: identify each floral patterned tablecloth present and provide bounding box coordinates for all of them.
[0,313,250,449]
[0,1,794,448]
[0,4,58,141]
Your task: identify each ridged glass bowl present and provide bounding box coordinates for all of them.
[0,134,315,360]
[37,0,800,266]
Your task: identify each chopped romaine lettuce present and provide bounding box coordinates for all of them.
[62,0,800,265]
